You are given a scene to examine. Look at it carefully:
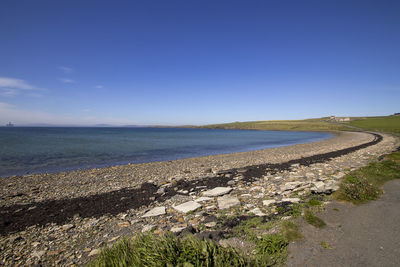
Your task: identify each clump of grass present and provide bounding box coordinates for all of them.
[281,221,302,242]
[304,210,326,228]
[285,203,302,218]
[307,198,322,207]
[89,233,247,267]
[320,241,332,249]
[253,234,288,266]
[334,154,400,204]
[232,217,271,242]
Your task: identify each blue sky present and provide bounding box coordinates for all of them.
[1,0,399,126]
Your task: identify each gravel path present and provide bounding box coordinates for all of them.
[287,179,400,267]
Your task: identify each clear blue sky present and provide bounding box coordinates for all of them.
[1,0,399,126]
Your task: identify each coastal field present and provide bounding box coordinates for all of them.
[200,115,400,134]
[348,116,400,135]
[200,118,350,131]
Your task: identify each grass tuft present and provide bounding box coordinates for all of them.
[320,241,332,249]
[304,210,326,228]
[281,221,302,242]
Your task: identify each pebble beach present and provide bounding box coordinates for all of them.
[1,131,399,266]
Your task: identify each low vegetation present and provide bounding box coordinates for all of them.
[334,151,400,204]
[201,118,351,132]
[348,116,400,136]
[89,233,247,267]
[304,210,326,228]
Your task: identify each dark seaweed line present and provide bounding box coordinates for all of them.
[0,132,382,236]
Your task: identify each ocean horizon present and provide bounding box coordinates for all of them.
[0,127,332,177]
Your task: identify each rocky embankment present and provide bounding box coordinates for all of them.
[0,131,399,266]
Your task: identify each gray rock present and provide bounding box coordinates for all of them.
[323,180,340,194]
[205,221,217,228]
[173,201,201,213]
[141,206,166,218]
[170,226,186,234]
[280,181,303,191]
[203,187,233,197]
[263,199,276,206]
[62,224,74,231]
[217,195,240,209]
[281,198,300,203]
[249,207,266,216]
[311,181,326,193]
[156,187,166,194]
[31,250,46,258]
[88,249,100,257]
[194,196,213,202]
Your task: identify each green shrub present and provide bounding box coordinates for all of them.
[335,155,400,204]
[337,175,380,204]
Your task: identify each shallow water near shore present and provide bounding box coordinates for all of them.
[0,127,332,177]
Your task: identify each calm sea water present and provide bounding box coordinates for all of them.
[0,127,332,177]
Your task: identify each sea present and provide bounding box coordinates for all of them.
[0,127,332,177]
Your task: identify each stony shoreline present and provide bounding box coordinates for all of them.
[1,131,399,266]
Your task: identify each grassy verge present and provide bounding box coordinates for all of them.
[88,232,289,267]
[334,151,400,204]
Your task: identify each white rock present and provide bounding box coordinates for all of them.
[205,222,217,228]
[263,199,276,206]
[249,207,266,216]
[311,181,326,193]
[141,206,166,218]
[203,187,233,197]
[62,224,74,231]
[173,201,202,213]
[281,198,300,203]
[141,224,156,233]
[194,196,213,202]
[170,226,186,234]
[31,250,46,258]
[280,181,303,191]
[88,249,100,257]
[217,195,240,209]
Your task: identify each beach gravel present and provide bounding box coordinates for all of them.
[0,131,399,266]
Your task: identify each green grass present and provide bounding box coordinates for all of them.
[348,116,400,135]
[200,118,350,132]
[281,221,302,242]
[320,241,332,249]
[334,152,400,204]
[89,233,247,267]
[304,210,326,228]
[89,224,292,267]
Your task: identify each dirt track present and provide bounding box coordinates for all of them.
[287,179,400,267]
